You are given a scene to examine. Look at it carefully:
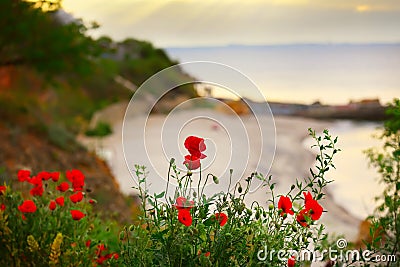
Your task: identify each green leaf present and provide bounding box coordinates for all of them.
[155,192,165,199]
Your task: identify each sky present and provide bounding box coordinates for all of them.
[62,0,400,47]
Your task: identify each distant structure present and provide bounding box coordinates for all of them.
[204,86,213,97]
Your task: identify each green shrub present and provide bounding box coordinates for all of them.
[0,170,121,267]
[119,129,339,266]
[85,121,113,137]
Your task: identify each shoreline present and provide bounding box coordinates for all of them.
[77,104,361,241]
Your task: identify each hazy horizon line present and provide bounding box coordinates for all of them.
[165,42,400,49]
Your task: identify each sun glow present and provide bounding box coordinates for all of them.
[356,5,371,13]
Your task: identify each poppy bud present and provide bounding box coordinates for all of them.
[187,171,192,176]
[307,231,312,237]
[255,211,260,220]
[193,191,197,198]
[119,232,125,240]
[223,196,227,202]
[238,184,243,193]
[213,175,219,184]
[246,209,252,216]
[291,184,295,190]
[268,204,274,210]
[292,225,298,232]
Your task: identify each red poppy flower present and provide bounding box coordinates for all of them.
[174,196,194,210]
[112,253,119,260]
[18,200,37,213]
[27,175,42,186]
[30,184,44,197]
[89,199,95,204]
[178,208,192,226]
[96,256,107,264]
[70,191,84,203]
[17,170,31,182]
[215,212,228,226]
[184,136,207,159]
[70,210,85,220]
[37,171,51,181]
[0,185,6,195]
[55,196,65,206]
[183,154,201,170]
[1,204,5,211]
[205,252,210,257]
[96,244,107,256]
[288,255,296,267]
[278,196,294,216]
[66,169,85,191]
[56,182,69,192]
[296,209,310,227]
[85,240,91,248]
[49,200,56,211]
[303,192,323,221]
[50,172,60,182]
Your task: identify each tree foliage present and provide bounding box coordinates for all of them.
[0,0,99,75]
[363,99,400,265]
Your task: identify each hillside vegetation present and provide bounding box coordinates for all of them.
[0,0,197,219]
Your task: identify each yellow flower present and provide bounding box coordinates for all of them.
[27,235,39,252]
[49,233,63,265]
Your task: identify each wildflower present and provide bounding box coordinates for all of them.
[205,252,210,257]
[66,169,85,191]
[18,200,37,213]
[49,200,57,211]
[37,171,51,181]
[174,196,194,210]
[278,196,294,216]
[56,182,69,192]
[96,256,107,264]
[49,233,63,265]
[30,184,44,197]
[18,170,31,182]
[50,172,60,182]
[303,192,323,221]
[184,136,207,159]
[85,240,91,248]
[96,244,107,256]
[215,212,228,226]
[183,154,201,170]
[288,255,296,267]
[1,204,5,211]
[89,199,96,204]
[0,185,6,195]
[27,235,39,252]
[70,210,85,221]
[70,191,84,203]
[178,209,192,226]
[55,196,65,206]
[296,209,309,227]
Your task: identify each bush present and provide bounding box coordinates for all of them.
[85,121,113,137]
[0,170,120,266]
[119,129,339,266]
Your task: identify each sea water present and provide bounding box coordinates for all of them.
[166,44,400,105]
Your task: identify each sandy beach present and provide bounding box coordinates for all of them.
[78,103,361,241]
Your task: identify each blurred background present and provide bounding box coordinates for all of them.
[0,0,399,236]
